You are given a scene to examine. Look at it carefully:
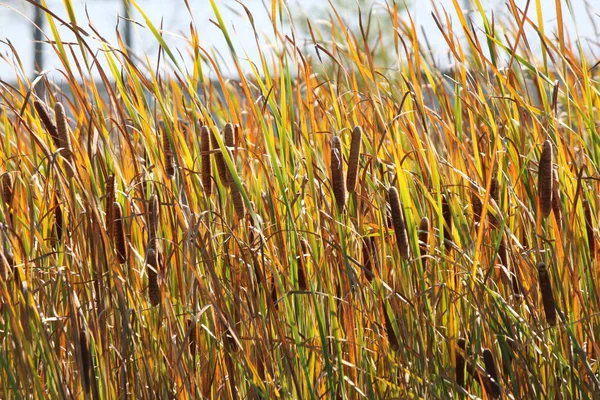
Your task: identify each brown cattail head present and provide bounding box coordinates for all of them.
[148,194,160,241]
[471,183,482,226]
[230,185,246,219]
[489,177,500,228]
[455,338,467,389]
[583,199,595,255]
[79,328,91,394]
[331,136,346,212]
[211,128,230,187]
[482,348,501,399]
[442,193,453,245]
[200,125,212,195]
[362,236,377,282]
[498,237,520,296]
[537,262,557,326]
[160,122,175,179]
[296,239,308,290]
[382,300,399,351]
[222,124,236,186]
[147,247,161,306]
[54,102,75,178]
[34,99,60,148]
[551,169,562,229]
[223,122,235,148]
[112,202,128,264]
[538,140,553,218]
[418,216,430,255]
[388,187,410,259]
[346,126,362,193]
[2,173,13,206]
[105,175,115,232]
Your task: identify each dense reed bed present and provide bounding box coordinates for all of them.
[0,0,599,398]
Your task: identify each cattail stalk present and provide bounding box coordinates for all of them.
[200,125,212,195]
[346,126,362,193]
[537,262,557,326]
[538,140,553,218]
[34,100,60,148]
[112,202,128,264]
[331,136,346,212]
[388,187,410,259]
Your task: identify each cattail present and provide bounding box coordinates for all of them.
[79,328,91,394]
[55,102,74,178]
[346,126,362,193]
[223,123,237,186]
[230,186,246,218]
[583,199,595,255]
[112,202,128,264]
[34,99,60,148]
[456,338,466,389]
[551,169,562,229]
[148,194,159,241]
[499,237,520,296]
[537,262,557,326]
[382,300,399,351]
[331,136,346,212]
[471,184,482,226]
[482,348,501,399]
[147,248,161,306]
[362,237,377,282]
[161,122,175,178]
[223,122,235,148]
[442,194,453,245]
[489,177,500,228]
[296,240,308,290]
[188,318,197,359]
[200,125,212,195]
[105,175,115,232]
[388,187,410,259]
[418,216,430,255]
[2,173,13,205]
[538,140,553,218]
[211,128,230,187]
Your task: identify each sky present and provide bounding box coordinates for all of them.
[0,0,598,81]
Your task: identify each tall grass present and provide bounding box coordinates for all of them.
[0,0,599,398]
